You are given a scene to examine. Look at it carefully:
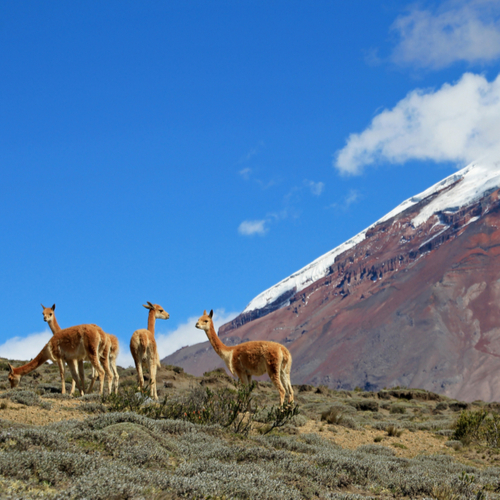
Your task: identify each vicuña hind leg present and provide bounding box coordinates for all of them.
[267,365,286,406]
[111,359,119,394]
[280,369,294,403]
[78,359,86,395]
[87,350,105,395]
[149,357,158,400]
[100,345,113,396]
[67,359,84,396]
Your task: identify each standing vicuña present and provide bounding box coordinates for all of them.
[195,309,294,405]
[130,302,169,400]
[8,324,109,396]
[41,303,119,394]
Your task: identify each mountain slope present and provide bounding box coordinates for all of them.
[163,162,500,402]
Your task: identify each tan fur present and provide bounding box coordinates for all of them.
[8,324,109,396]
[195,310,294,406]
[41,304,119,395]
[130,302,169,400]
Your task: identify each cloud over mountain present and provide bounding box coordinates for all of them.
[335,72,500,174]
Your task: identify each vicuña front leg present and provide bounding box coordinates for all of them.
[57,358,67,395]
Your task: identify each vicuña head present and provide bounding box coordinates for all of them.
[41,303,56,324]
[8,363,21,388]
[195,309,294,406]
[143,301,170,321]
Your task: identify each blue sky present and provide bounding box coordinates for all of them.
[2,0,500,367]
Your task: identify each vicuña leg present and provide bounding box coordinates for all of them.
[57,358,67,395]
[266,363,286,406]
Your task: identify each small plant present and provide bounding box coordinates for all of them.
[260,402,300,435]
[445,440,463,451]
[386,424,403,437]
[390,404,407,414]
[39,401,52,410]
[391,442,407,449]
[374,435,383,443]
[321,406,344,425]
[432,483,460,500]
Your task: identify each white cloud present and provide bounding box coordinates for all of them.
[390,1,500,69]
[116,349,134,369]
[326,189,362,212]
[304,180,325,196]
[345,189,361,207]
[238,219,268,236]
[335,72,500,174]
[239,167,252,180]
[155,309,239,360]
[0,330,52,362]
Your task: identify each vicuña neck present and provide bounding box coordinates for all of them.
[48,317,61,334]
[205,321,231,358]
[147,310,156,335]
[14,345,51,376]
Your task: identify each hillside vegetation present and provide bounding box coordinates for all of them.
[1,357,500,499]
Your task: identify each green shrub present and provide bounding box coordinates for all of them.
[349,400,379,412]
[452,409,488,445]
[107,382,258,434]
[389,404,407,414]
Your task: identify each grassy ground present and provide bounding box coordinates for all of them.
[1,357,500,499]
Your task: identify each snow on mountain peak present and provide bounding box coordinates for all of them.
[243,161,500,314]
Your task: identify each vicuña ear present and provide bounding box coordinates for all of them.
[143,303,153,310]
[41,303,45,309]
[8,363,14,373]
[147,301,154,309]
[203,310,207,315]
[52,304,56,311]
[209,309,213,318]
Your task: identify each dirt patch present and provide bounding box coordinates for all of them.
[0,397,86,426]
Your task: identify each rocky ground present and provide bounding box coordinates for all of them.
[1,357,500,499]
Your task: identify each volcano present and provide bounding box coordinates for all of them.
[163,162,500,402]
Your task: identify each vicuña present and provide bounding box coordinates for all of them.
[41,303,119,394]
[195,309,294,405]
[8,324,110,396]
[130,301,169,400]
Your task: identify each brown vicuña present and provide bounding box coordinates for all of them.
[195,309,294,405]
[130,301,169,400]
[8,324,109,396]
[41,303,119,394]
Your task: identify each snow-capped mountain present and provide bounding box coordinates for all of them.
[243,163,500,315]
[164,161,500,402]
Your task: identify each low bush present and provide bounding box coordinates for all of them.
[389,404,407,414]
[386,424,404,437]
[321,406,345,425]
[2,390,40,406]
[105,382,299,435]
[452,409,489,445]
